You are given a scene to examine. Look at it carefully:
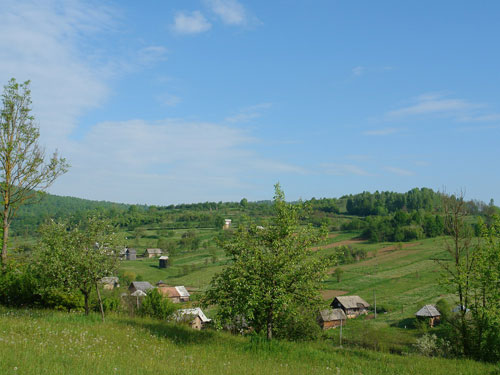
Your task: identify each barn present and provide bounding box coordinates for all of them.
[318,308,346,329]
[331,296,370,318]
[176,308,211,330]
[125,248,137,260]
[128,281,154,294]
[416,305,441,327]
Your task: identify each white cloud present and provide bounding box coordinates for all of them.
[0,0,114,146]
[206,0,247,25]
[384,166,414,176]
[352,66,365,76]
[157,93,181,107]
[323,163,372,176]
[172,11,212,34]
[362,127,401,136]
[387,93,481,118]
[137,46,168,66]
[225,103,272,123]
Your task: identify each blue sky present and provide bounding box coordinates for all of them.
[1,0,499,205]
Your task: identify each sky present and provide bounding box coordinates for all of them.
[1,0,499,205]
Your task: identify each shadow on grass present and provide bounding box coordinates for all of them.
[391,317,416,329]
[120,319,216,345]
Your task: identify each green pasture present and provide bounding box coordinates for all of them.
[0,308,495,375]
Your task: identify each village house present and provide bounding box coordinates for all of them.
[223,219,232,229]
[331,295,370,318]
[175,308,211,330]
[158,256,169,268]
[125,248,137,260]
[416,305,441,327]
[128,281,154,294]
[156,282,190,303]
[144,248,163,258]
[318,308,346,330]
[100,276,119,290]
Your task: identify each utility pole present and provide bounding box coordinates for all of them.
[374,289,377,319]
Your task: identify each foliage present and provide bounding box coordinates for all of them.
[0,78,68,265]
[203,184,335,340]
[138,288,177,320]
[36,217,121,315]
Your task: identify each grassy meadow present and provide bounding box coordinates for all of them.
[0,308,497,375]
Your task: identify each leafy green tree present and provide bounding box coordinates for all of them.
[37,217,120,317]
[0,79,68,266]
[240,198,248,208]
[203,184,335,340]
[139,288,177,320]
[334,267,344,282]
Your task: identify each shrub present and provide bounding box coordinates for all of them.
[138,289,177,320]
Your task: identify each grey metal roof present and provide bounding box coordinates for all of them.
[175,286,190,298]
[100,277,119,284]
[159,256,169,260]
[319,308,346,322]
[145,248,163,254]
[334,296,370,309]
[176,308,211,323]
[416,305,441,317]
[130,281,154,292]
[131,290,147,297]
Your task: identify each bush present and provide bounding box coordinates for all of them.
[138,289,177,320]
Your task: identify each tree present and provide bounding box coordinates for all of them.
[37,217,120,317]
[0,79,68,266]
[203,184,335,340]
[334,267,344,282]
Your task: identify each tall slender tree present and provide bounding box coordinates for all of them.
[0,78,68,266]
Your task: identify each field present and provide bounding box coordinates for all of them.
[0,308,497,375]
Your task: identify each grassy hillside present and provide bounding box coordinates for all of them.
[0,308,496,375]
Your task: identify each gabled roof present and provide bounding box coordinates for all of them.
[319,308,346,322]
[126,248,136,254]
[416,305,441,317]
[176,308,211,323]
[129,281,154,292]
[100,277,119,284]
[175,286,190,298]
[162,287,180,298]
[131,290,147,297]
[159,256,169,260]
[145,248,162,254]
[333,296,370,309]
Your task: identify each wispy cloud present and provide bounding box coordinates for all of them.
[362,127,401,136]
[352,66,365,76]
[323,163,372,176]
[172,11,212,34]
[206,0,247,25]
[157,93,181,107]
[137,46,168,66]
[225,103,272,123]
[387,93,481,118]
[384,166,414,176]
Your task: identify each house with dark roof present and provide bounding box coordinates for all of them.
[331,296,370,318]
[318,308,346,329]
[416,305,441,327]
[128,281,154,294]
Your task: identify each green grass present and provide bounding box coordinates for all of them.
[0,308,496,375]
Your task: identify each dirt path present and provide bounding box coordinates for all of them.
[311,239,365,251]
[320,289,348,300]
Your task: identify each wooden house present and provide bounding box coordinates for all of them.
[128,281,154,294]
[331,296,370,318]
[100,276,119,290]
[144,248,163,258]
[156,282,190,303]
[416,305,441,327]
[175,308,211,330]
[125,248,137,261]
[159,256,169,268]
[318,308,346,329]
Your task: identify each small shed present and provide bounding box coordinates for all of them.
[100,276,119,290]
[318,308,346,330]
[130,289,147,308]
[416,305,441,327]
[128,281,154,294]
[144,248,163,258]
[331,296,370,318]
[223,219,232,229]
[176,308,211,330]
[159,256,169,268]
[125,248,137,261]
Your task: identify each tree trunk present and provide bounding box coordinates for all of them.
[1,211,9,268]
[96,282,105,322]
[84,292,90,316]
[266,307,273,340]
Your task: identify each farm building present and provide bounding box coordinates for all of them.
[128,281,154,294]
[156,282,190,303]
[318,308,346,330]
[223,219,232,229]
[416,305,441,327]
[144,248,163,258]
[175,308,211,330]
[331,296,370,318]
[125,248,137,260]
[100,277,119,290]
[159,256,169,268]
[130,289,147,308]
